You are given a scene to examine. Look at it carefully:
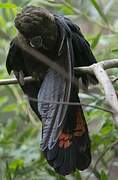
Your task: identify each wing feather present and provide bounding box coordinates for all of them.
[38,15,75,150]
[37,67,71,150]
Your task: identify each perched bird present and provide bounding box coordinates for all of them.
[6,6,97,175]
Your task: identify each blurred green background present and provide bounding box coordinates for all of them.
[0,0,118,179]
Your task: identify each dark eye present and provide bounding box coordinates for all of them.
[30,35,43,48]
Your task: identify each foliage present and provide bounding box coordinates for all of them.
[0,0,118,179]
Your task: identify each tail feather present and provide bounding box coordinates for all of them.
[56,147,72,174]
[53,148,64,169]
[43,88,91,175]
[75,135,91,170]
[44,129,91,175]
[46,143,58,162]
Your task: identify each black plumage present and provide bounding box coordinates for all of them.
[6,6,97,176]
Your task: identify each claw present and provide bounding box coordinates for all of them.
[14,70,25,86]
[19,70,25,86]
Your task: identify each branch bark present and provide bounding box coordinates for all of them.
[75,60,118,123]
[0,76,35,85]
[2,40,118,124]
[74,59,118,72]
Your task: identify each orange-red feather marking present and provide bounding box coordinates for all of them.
[59,133,72,149]
[74,110,86,137]
[58,110,86,149]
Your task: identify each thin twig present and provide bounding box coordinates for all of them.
[3,37,118,123]
[85,140,118,180]
[0,73,115,113]
[112,77,118,83]
[0,76,115,114]
[27,96,114,114]
[0,77,114,113]
[0,76,36,85]
[1,60,118,120]
[62,0,117,33]
[15,38,118,122]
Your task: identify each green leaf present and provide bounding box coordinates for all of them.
[3,104,16,112]
[9,159,24,170]
[74,170,82,180]
[93,169,101,179]
[45,167,56,176]
[6,162,12,180]
[0,96,8,107]
[35,0,62,8]
[90,0,108,23]
[48,0,55,2]
[112,48,118,53]
[56,174,67,180]
[100,124,113,135]
[60,6,74,15]
[91,32,101,49]
[0,3,16,9]
[100,170,108,180]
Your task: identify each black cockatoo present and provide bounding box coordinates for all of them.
[6,6,97,176]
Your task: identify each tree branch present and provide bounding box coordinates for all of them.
[74,59,118,73]
[93,64,118,123]
[15,39,78,86]
[0,76,115,114]
[17,38,118,121]
[0,76,35,85]
[75,60,118,124]
[85,140,118,180]
[2,37,118,124]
